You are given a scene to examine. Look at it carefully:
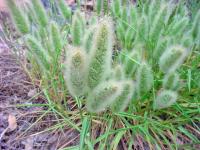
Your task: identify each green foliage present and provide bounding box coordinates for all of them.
[120,50,141,78]
[6,0,29,34]
[186,0,200,19]
[111,0,194,53]
[109,0,198,110]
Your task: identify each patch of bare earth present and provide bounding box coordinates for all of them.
[0,51,79,150]
[0,25,79,149]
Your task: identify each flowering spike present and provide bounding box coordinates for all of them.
[86,81,123,113]
[96,0,102,15]
[191,10,200,46]
[32,0,48,27]
[125,28,135,50]
[159,45,188,73]
[103,0,109,14]
[116,22,126,45]
[169,17,189,37]
[149,4,167,42]
[122,50,141,77]
[136,15,148,42]
[136,62,154,97]
[111,81,134,112]
[154,90,177,109]
[50,22,62,54]
[130,5,138,24]
[153,37,169,59]
[64,48,87,97]
[182,33,193,48]
[148,0,162,25]
[6,0,29,34]
[111,0,121,17]
[57,0,71,20]
[26,35,51,67]
[113,64,125,80]
[83,26,96,53]
[71,11,85,46]
[87,19,113,89]
[163,72,179,90]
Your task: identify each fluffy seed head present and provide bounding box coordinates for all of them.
[103,0,109,14]
[86,81,123,113]
[83,26,96,53]
[6,0,29,34]
[154,90,177,109]
[149,4,167,42]
[191,10,200,46]
[26,35,51,64]
[32,0,48,27]
[153,37,169,59]
[159,45,188,73]
[71,11,85,46]
[50,22,62,54]
[64,48,87,97]
[163,72,179,90]
[96,0,102,15]
[57,0,71,20]
[87,18,113,89]
[111,80,134,112]
[111,0,121,17]
[136,62,154,98]
[113,64,125,80]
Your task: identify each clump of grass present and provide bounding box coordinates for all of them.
[3,0,200,149]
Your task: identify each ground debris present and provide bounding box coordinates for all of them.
[8,114,17,131]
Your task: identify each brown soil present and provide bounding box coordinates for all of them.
[0,44,79,150]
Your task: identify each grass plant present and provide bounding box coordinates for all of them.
[2,0,200,149]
